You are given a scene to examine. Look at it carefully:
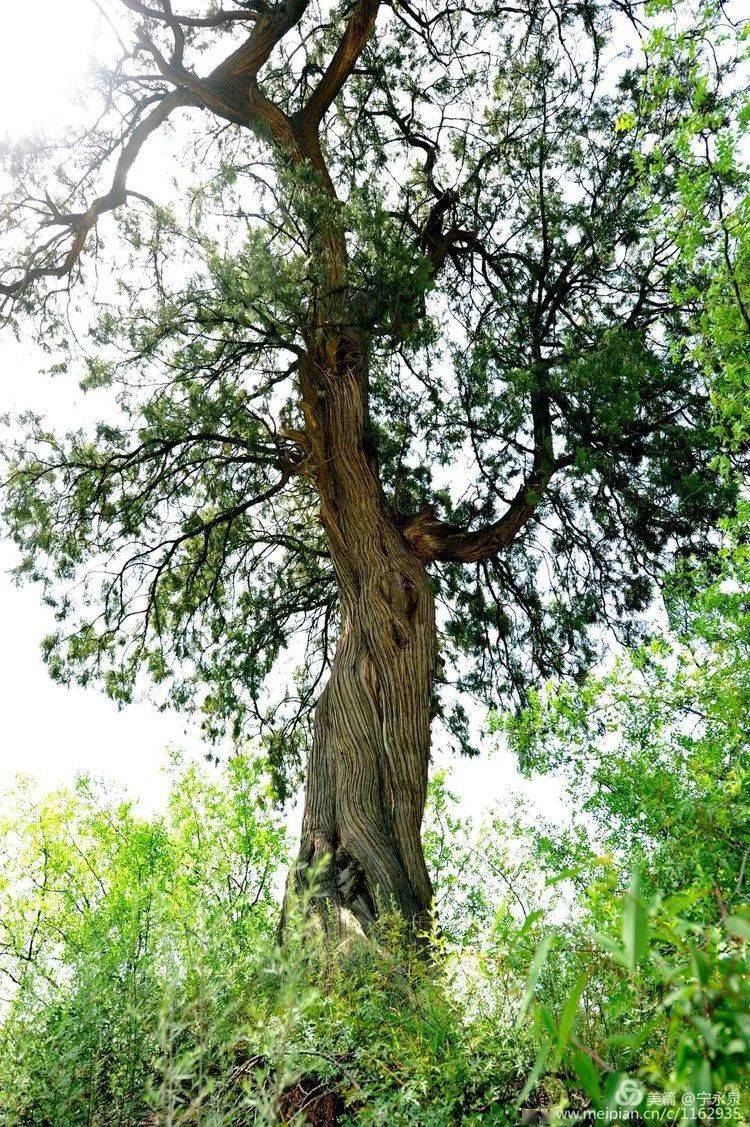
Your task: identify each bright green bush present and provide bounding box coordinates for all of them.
[0,754,287,1125]
[0,746,747,1124]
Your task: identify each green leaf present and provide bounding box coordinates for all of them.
[519,909,546,935]
[593,932,628,967]
[515,1038,551,1109]
[556,972,587,1053]
[691,1057,712,1101]
[726,915,750,941]
[615,111,637,133]
[622,865,649,972]
[516,934,554,1026]
[573,1050,603,1108]
[545,867,579,887]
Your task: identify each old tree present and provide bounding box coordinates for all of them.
[0,0,745,932]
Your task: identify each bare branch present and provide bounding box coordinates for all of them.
[302,0,380,127]
[117,0,263,27]
[0,89,194,304]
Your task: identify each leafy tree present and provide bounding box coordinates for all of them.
[0,754,287,1124]
[496,505,750,1114]
[0,0,747,931]
[504,510,750,914]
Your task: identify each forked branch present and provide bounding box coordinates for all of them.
[302,0,381,127]
[0,89,194,303]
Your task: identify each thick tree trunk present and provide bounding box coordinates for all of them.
[288,330,437,936]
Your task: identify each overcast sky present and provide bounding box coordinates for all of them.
[0,1,566,825]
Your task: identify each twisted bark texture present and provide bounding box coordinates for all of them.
[291,332,437,934]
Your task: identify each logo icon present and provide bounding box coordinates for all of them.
[615,1076,645,1109]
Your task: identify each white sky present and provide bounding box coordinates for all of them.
[0,2,566,825]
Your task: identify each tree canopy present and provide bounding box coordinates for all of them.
[0,0,747,796]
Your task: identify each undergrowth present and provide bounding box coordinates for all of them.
[0,746,747,1125]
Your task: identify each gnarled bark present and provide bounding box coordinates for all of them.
[288,332,436,936]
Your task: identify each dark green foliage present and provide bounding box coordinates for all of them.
[1,1,747,790]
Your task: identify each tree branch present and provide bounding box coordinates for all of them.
[402,373,571,564]
[0,89,194,304]
[301,0,380,127]
[210,0,310,91]
[401,453,573,564]
[117,0,264,27]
